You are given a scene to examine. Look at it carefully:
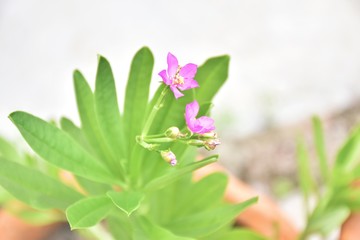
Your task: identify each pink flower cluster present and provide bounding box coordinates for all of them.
[159,53,215,135]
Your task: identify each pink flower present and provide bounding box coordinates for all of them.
[159,53,199,99]
[185,100,215,134]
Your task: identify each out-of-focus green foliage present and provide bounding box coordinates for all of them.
[297,116,360,239]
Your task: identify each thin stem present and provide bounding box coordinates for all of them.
[141,85,169,137]
[143,137,174,143]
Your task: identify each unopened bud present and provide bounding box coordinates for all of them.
[165,127,180,139]
[160,150,177,166]
[187,139,205,147]
[200,131,217,139]
[204,139,221,151]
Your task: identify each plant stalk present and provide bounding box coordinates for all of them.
[141,86,169,137]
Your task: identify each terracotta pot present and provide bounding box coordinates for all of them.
[340,212,360,240]
[194,162,299,240]
[0,210,60,240]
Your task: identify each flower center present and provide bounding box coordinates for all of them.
[172,66,184,85]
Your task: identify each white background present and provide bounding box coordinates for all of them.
[1,0,360,140]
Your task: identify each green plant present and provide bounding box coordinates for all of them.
[0,135,62,225]
[297,116,360,239]
[0,47,261,239]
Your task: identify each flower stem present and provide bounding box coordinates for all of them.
[141,85,169,137]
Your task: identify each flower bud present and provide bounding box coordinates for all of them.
[187,139,205,147]
[160,150,177,166]
[165,127,180,139]
[199,131,217,139]
[204,139,221,151]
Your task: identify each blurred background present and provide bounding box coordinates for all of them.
[1,0,360,232]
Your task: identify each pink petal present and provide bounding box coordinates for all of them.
[180,63,197,78]
[185,100,199,119]
[196,116,215,133]
[167,52,178,77]
[186,117,197,132]
[170,85,184,99]
[159,70,171,85]
[178,78,199,91]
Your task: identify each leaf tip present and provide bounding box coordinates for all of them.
[8,111,23,123]
[97,54,109,64]
[73,69,82,80]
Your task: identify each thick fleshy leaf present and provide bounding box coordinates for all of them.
[123,47,154,154]
[133,216,194,240]
[66,195,113,229]
[166,197,258,238]
[95,56,124,159]
[107,191,144,216]
[9,111,116,184]
[145,155,218,192]
[0,158,83,210]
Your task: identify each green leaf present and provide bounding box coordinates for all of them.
[107,191,144,216]
[60,117,113,195]
[312,116,329,184]
[95,56,124,158]
[307,206,350,235]
[132,216,195,240]
[145,155,218,192]
[75,175,112,196]
[124,47,154,153]
[73,71,117,166]
[176,173,228,217]
[0,158,83,210]
[60,117,92,153]
[12,208,62,226]
[212,229,267,240]
[194,55,230,103]
[335,126,360,171]
[9,111,116,184]
[0,135,22,162]
[66,195,113,229]
[296,137,315,200]
[166,197,258,238]
[108,213,133,240]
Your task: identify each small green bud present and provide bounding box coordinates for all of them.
[160,150,177,166]
[165,127,180,139]
[187,139,205,147]
[199,131,217,139]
